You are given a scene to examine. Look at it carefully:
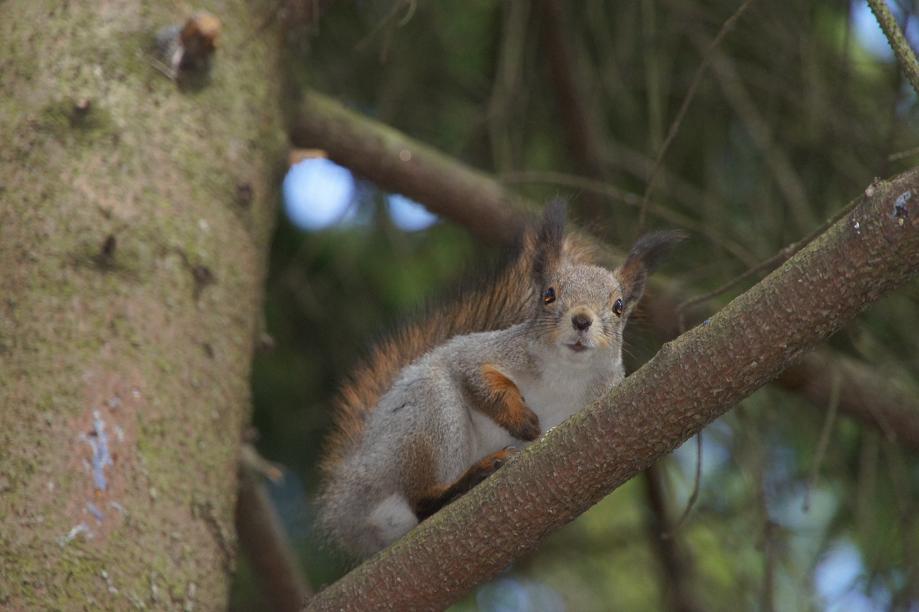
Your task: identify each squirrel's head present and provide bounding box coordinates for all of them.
[530,201,684,360]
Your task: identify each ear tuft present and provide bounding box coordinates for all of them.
[626,230,687,271]
[618,229,686,304]
[532,200,566,284]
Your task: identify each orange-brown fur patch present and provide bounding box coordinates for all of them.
[481,364,530,428]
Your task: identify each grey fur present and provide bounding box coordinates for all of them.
[316,249,663,558]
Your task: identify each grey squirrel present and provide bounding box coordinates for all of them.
[317,202,682,558]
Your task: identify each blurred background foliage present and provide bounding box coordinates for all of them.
[232,1,919,610]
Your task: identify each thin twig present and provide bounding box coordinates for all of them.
[737,407,776,612]
[698,33,815,233]
[502,170,757,265]
[802,371,841,512]
[868,0,919,97]
[637,0,755,232]
[888,144,919,162]
[539,0,609,221]
[761,519,777,612]
[855,431,879,537]
[642,0,665,150]
[676,195,860,318]
[664,433,703,536]
[487,1,531,173]
[878,439,918,606]
[777,349,919,453]
[642,465,701,612]
[354,0,416,52]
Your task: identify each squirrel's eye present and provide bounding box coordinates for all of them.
[542,287,556,304]
[613,298,624,316]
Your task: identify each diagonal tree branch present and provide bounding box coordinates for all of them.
[305,169,919,610]
[289,90,919,452]
[645,285,919,451]
[868,0,919,97]
[289,92,528,245]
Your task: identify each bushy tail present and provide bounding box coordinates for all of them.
[320,203,598,475]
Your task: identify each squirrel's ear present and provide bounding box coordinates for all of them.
[532,200,566,286]
[616,230,686,305]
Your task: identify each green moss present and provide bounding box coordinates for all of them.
[1,1,284,606]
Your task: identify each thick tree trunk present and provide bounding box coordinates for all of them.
[0,2,284,608]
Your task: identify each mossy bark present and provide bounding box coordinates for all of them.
[0,2,285,608]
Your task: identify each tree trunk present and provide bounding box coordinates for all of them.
[0,2,284,608]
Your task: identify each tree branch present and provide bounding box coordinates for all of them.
[642,466,701,612]
[646,284,919,451]
[778,349,919,449]
[289,92,528,245]
[868,0,919,97]
[305,169,919,610]
[237,449,312,611]
[289,90,919,452]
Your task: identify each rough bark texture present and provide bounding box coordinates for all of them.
[305,170,919,610]
[290,90,919,451]
[0,2,284,608]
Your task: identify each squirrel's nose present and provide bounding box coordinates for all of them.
[572,313,592,331]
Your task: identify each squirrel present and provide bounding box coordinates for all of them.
[316,201,682,559]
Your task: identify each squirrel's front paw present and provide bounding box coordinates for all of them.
[506,407,541,441]
[479,446,518,475]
